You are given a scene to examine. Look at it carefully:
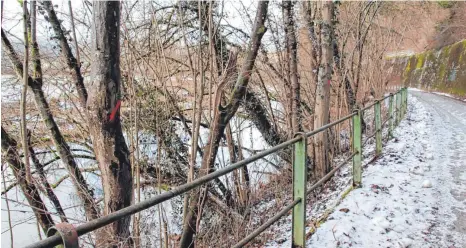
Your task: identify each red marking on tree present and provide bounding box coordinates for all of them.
[328,79,331,86]
[109,100,121,121]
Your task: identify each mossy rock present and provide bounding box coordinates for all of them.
[393,39,466,98]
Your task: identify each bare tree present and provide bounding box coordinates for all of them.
[1,127,54,233]
[42,1,87,106]
[314,0,334,177]
[87,2,133,246]
[1,29,100,221]
[21,0,32,183]
[283,1,301,134]
[180,2,269,246]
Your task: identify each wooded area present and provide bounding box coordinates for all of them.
[2,0,461,247]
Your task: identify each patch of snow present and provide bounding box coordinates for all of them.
[425,153,434,160]
[408,87,423,92]
[422,180,433,188]
[408,87,465,102]
[432,91,456,99]
[386,50,415,58]
[398,237,413,248]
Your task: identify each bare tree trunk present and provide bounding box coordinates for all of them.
[21,0,32,183]
[27,131,68,223]
[180,2,269,247]
[87,2,133,246]
[1,127,54,233]
[42,1,87,106]
[68,1,80,66]
[235,132,250,210]
[1,29,99,221]
[314,0,334,177]
[302,1,321,161]
[283,1,301,134]
[302,1,320,87]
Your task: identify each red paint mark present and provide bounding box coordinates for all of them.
[328,79,331,86]
[109,100,121,122]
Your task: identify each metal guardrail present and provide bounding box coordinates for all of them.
[25,88,409,248]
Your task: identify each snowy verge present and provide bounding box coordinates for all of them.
[408,87,466,102]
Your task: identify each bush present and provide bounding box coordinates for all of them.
[437,1,454,8]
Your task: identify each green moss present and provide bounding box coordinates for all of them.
[426,51,435,62]
[403,58,412,80]
[459,40,466,63]
[257,25,266,35]
[391,39,465,97]
[305,185,353,238]
[340,185,353,199]
[443,45,452,58]
[449,87,466,95]
[236,112,250,120]
[268,92,278,101]
[159,184,171,191]
[437,1,454,8]
[437,63,447,84]
[416,53,425,69]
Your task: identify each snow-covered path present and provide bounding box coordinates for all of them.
[411,90,466,244]
[307,90,466,248]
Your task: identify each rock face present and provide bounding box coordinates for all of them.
[387,39,466,99]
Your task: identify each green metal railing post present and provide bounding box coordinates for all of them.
[388,93,394,138]
[292,133,307,247]
[396,91,402,126]
[375,100,382,156]
[401,88,405,118]
[352,109,362,187]
[403,88,408,116]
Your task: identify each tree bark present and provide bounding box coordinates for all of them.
[302,1,320,87]
[21,0,32,183]
[179,2,269,247]
[27,131,68,223]
[87,2,133,246]
[68,1,80,66]
[314,0,334,178]
[1,127,54,233]
[283,1,301,134]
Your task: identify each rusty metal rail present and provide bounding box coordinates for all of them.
[25,88,408,248]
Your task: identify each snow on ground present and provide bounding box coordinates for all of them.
[264,101,388,247]
[304,91,466,247]
[261,90,466,248]
[408,87,466,102]
[411,90,466,247]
